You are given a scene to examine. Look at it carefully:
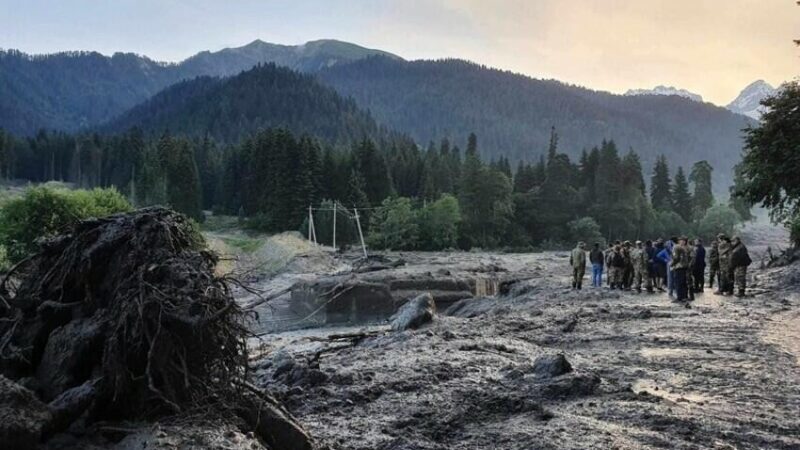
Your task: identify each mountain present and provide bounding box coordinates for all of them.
[319,56,754,188]
[180,39,401,76]
[105,63,390,145]
[0,40,400,135]
[625,85,703,102]
[726,80,776,120]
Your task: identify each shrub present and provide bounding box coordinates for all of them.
[788,213,800,247]
[566,217,604,248]
[418,194,461,250]
[695,204,741,243]
[0,186,132,263]
[366,197,419,250]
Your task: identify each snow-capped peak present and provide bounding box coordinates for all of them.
[726,80,776,120]
[624,85,704,102]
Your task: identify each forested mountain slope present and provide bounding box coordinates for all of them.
[0,40,397,135]
[319,56,755,186]
[105,63,392,145]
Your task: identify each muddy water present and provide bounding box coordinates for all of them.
[252,249,800,450]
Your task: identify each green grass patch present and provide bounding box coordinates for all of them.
[220,236,265,253]
[202,215,242,232]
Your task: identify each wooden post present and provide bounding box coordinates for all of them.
[354,206,367,258]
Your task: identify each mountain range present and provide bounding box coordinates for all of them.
[0,38,772,188]
[0,39,396,135]
[625,85,704,103]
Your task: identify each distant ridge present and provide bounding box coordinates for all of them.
[0,39,401,135]
[104,63,394,145]
[625,85,704,103]
[319,56,754,188]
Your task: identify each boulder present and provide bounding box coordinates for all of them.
[35,317,104,401]
[532,354,573,379]
[0,375,53,450]
[391,293,435,331]
[47,379,98,435]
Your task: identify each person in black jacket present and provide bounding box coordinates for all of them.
[644,240,657,292]
[589,242,605,288]
[692,239,706,293]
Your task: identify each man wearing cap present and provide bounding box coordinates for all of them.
[670,236,692,302]
[570,241,587,290]
[715,234,732,295]
[729,236,752,297]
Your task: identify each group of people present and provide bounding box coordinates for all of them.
[569,234,752,302]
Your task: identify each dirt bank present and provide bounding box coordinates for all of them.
[252,246,800,449]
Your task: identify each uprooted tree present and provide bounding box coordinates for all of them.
[0,207,313,449]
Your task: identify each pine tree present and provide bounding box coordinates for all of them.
[650,155,673,211]
[547,126,559,161]
[165,137,203,220]
[689,160,714,220]
[671,166,693,222]
[354,139,393,205]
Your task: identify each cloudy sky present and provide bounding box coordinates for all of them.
[1,0,797,105]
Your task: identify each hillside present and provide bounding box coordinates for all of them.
[105,63,388,144]
[319,57,755,187]
[0,40,398,135]
[0,50,178,134]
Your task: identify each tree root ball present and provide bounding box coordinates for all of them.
[0,207,313,449]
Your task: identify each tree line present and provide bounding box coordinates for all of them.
[0,126,749,250]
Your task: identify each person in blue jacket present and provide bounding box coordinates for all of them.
[656,239,673,297]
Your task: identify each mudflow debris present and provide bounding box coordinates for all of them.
[248,225,800,450]
[0,208,313,450]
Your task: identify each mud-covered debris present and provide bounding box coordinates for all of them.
[532,354,573,378]
[391,293,435,331]
[0,375,52,450]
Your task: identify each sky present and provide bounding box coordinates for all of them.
[1,0,797,105]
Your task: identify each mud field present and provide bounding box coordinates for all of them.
[248,229,800,450]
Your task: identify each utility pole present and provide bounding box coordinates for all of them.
[308,205,313,243]
[332,202,337,250]
[353,206,368,258]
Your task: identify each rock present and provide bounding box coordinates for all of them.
[560,318,578,333]
[0,375,53,450]
[391,294,435,331]
[35,317,104,401]
[47,379,98,435]
[532,354,573,379]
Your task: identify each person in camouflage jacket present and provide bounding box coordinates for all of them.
[570,242,587,290]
